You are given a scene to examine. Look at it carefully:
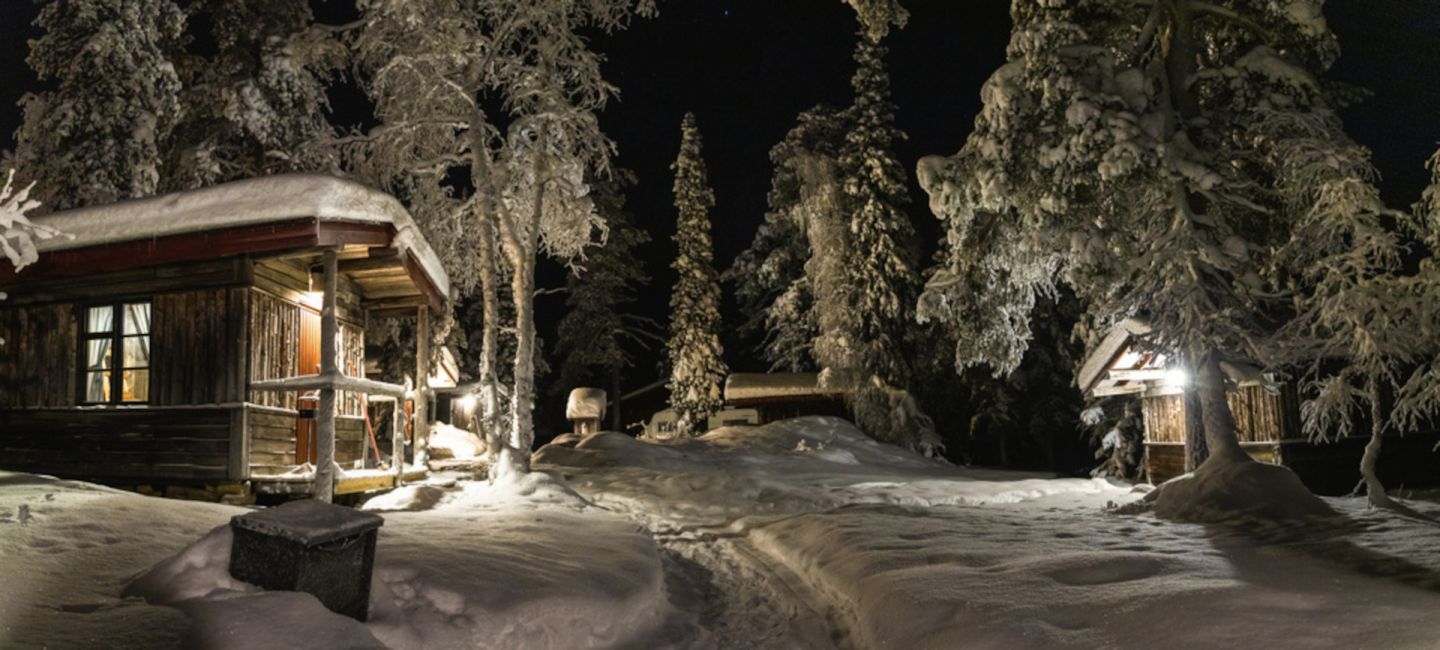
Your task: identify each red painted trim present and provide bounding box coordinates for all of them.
[0,219,390,284]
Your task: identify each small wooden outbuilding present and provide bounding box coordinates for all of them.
[723,373,849,424]
[1077,319,1440,493]
[0,175,449,500]
[566,388,607,435]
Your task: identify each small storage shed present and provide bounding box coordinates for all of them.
[0,174,449,500]
[723,373,849,424]
[566,388,607,436]
[1077,319,1304,484]
[1077,319,1440,493]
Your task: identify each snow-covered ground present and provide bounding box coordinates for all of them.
[4,416,1440,649]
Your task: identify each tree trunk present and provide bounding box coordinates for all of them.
[1182,358,1208,472]
[1195,350,1247,463]
[477,217,502,455]
[504,153,546,471]
[611,368,622,432]
[1363,377,1395,509]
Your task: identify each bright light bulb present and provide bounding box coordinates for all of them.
[457,394,478,412]
[1165,369,1189,387]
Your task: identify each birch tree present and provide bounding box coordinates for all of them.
[350,0,653,475]
[553,173,657,430]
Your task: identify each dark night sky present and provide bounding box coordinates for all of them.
[2,0,1439,381]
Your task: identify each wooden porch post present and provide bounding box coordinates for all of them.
[414,306,431,467]
[392,398,405,482]
[315,249,339,502]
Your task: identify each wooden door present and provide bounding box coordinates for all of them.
[295,308,322,464]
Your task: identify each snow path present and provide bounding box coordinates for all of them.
[536,417,1440,649]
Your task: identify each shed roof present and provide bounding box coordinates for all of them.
[1077,319,1265,398]
[724,372,845,402]
[7,174,450,309]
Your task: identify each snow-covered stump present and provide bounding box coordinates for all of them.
[229,500,384,621]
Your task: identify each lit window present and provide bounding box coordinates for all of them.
[81,302,151,404]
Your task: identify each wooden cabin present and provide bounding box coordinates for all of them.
[1077,319,1440,494]
[0,175,449,500]
[723,373,849,424]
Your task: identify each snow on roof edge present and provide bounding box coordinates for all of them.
[32,174,451,300]
[725,372,842,402]
[1076,318,1152,395]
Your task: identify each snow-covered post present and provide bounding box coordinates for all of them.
[315,249,339,503]
[414,305,431,469]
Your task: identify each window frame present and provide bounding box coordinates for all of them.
[76,300,152,405]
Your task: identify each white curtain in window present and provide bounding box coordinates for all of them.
[126,303,151,362]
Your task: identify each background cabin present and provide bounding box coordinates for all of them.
[723,373,849,424]
[0,175,449,500]
[1078,319,1440,494]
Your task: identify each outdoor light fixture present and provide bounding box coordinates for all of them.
[1164,369,1190,387]
[457,393,478,413]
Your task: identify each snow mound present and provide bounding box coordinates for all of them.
[124,525,257,605]
[427,423,485,461]
[1146,455,1341,524]
[120,469,671,649]
[360,484,455,512]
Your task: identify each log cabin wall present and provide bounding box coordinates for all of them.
[0,408,234,481]
[249,290,302,410]
[246,405,368,475]
[150,289,249,406]
[1141,384,1298,445]
[0,287,247,483]
[0,303,77,408]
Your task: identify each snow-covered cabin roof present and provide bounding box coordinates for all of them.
[566,388,607,420]
[19,174,450,303]
[1078,319,1263,398]
[724,373,845,403]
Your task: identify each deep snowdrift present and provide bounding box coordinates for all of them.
[126,471,675,649]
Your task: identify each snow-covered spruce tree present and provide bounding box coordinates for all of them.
[162,0,344,189]
[918,1,1386,519]
[349,0,654,475]
[844,0,908,39]
[816,30,935,452]
[552,172,657,431]
[14,0,185,209]
[729,105,851,372]
[666,113,729,437]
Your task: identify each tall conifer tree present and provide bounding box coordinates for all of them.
[666,113,728,436]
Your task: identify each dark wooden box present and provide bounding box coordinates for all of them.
[229,499,384,621]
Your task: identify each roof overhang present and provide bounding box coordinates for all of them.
[0,174,451,314]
